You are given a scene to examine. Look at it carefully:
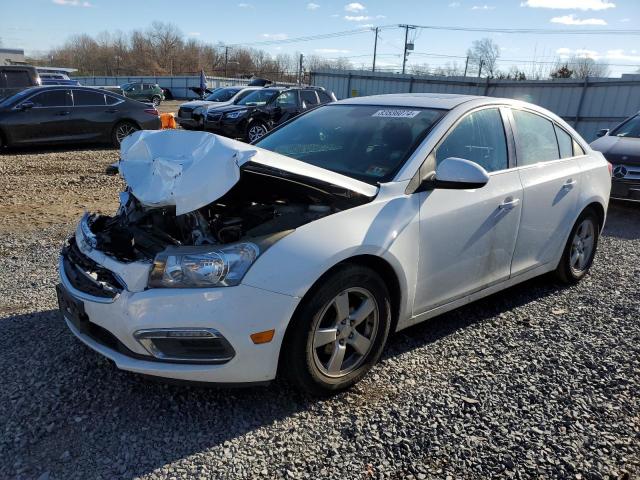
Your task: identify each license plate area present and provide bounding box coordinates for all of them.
[56,284,88,333]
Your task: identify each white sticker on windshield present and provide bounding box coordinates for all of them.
[372,109,420,118]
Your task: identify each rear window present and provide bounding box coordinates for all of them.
[4,70,32,88]
[318,91,333,103]
[554,125,574,158]
[73,89,106,106]
[512,109,560,166]
[301,90,319,106]
[256,104,444,184]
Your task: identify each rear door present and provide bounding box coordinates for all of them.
[509,108,581,275]
[271,90,302,126]
[12,89,74,144]
[71,89,111,141]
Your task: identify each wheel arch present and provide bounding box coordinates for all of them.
[584,201,606,231]
[276,253,402,380]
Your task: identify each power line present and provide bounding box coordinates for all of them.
[410,24,640,35]
[227,27,394,47]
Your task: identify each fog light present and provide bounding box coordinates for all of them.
[134,328,235,363]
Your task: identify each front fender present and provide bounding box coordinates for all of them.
[241,190,421,325]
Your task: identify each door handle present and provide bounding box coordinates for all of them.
[562,178,577,189]
[56,111,71,116]
[499,197,520,210]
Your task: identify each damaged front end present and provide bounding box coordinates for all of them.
[68,130,377,290]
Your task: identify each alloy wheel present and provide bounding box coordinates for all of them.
[248,124,268,142]
[311,287,379,378]
[570,218,595,275]
[115,123,138,145]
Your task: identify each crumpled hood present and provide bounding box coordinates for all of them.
[119,130,377,215]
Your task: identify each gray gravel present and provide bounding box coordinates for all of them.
[0,149,639,479]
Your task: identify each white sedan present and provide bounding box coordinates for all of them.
[58,94,611,394]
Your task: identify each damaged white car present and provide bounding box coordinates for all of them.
[58,94,611,394]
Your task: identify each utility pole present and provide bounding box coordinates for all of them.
[224,46,229,77]
[298,53,304,85]
[463,56,469,77]
[372,27,379,72]
[477,59,484,79]
[399,24,416,75]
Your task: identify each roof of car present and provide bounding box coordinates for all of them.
[336,93,483,110]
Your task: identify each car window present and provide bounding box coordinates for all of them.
[435,108,508,173]
[4,71,32,87]
[301,90,319,106]
[554,125,573,158]
[73,89,106,106]
[256,104,444,184]
[205,87,241,102]
[611,114,640,138]
[105,95,121,105]
[238,89,279,106]
[233,89,255,103]
[29,90,71,107]
[512,109,560,166]
[276,91,298,107]
[317,91,332,103]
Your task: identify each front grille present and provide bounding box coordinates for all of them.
[62,238,124,299]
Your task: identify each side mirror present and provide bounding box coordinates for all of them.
[19,101,34,111]
[596,128,609,138]
[418,157,489,191]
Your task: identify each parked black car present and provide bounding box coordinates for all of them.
[0,65,40,101]
[0,86,161,149]
[591,113,640,201]
[203,86,337,142]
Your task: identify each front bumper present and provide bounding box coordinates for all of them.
[204,114,247,138]
[611,179,640,201]
[58,243,300,384]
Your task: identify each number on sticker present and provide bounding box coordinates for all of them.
[372,110,420,118]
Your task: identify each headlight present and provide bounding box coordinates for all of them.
[225,109,247,119]
[148,243,259,288]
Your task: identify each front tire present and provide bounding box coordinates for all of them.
[246,121,269,143]
[151,95,161,107]
[281,265,391,395]
[112,121,139,147]
[555,209,599,284]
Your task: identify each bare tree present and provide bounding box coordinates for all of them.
[550,56,609,79]
[466,38,500,77]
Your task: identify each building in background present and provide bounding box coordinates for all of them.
[0,48,26,66]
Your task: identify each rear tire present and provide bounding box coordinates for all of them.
[281,265,391,395]
[555,209,599,284]
[112,121,139,148]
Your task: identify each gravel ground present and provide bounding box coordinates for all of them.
[0,148,638,480]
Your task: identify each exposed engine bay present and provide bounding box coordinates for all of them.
[88,166,370,262]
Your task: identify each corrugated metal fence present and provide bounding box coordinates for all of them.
[73,75,253,100]
[310,69,640,141]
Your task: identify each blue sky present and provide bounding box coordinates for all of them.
[1,0,639,76]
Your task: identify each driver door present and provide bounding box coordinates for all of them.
[413,107,524,314]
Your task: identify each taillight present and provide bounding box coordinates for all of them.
[144,108,159,116]
[607,161,613,177]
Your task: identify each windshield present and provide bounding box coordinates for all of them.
[256,104,445,184]
[237,89,279,106]
[205,87,241,102]
[611,115,640,138]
